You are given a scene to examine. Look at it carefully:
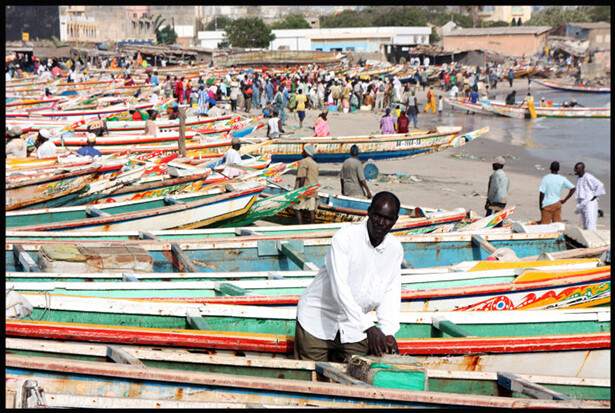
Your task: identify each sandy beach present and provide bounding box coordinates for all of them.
[245,77,610,231]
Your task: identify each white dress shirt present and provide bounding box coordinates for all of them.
[36,140,57,159]
[297,222,403,344]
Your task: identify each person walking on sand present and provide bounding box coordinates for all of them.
[396,110,409,134]
[380,108,396,134]
[539,161,576,224]
[406,91,419,128]
[573,162,606,230]
[508,68,515,88]
[424,86,436,113]
[294,144,319,225]
[295,88,307,128]
[340,145,372,199]
[485,156,510,217]
[313,112,330,137]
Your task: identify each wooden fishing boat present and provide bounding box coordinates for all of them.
[5,340,610,407]
[5,101,157,120]
[6,163,102,211]
[7,264,609,311]
[533,79,611,94]
[6,182,265,232]
[6,227,608,273]
[481,100,610,119]
[444,97,495,115]
[7,354,607,408]
[248,126,472,163]
[260,185,469,231]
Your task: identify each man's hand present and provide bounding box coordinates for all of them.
[366,326,397,357]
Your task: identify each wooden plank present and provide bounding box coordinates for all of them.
[84,206,112,217]
[215,282,248,296]
[163,196,184,205]
[186,308,213,331]
[496,371,575,401]
[13,244,39,272]
[471,235,497,254]
[432,316,476,338]
[106,345,145,367]
[170,242,199,272]
[178,107,187,157]
[315,363,372,386]
[138,231,161,241]
[277,241,319,271]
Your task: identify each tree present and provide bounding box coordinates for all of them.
[482,20,510,28]
[429,26,441,43]
[365,6,427,26]
[204,16,232,31]
[527,6,591,26]
[224,17,275,49]
[157,25,177,45]
[270,14,311,30]
[320,9,371,28]
[583,5,610,22]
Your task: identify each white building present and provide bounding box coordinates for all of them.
[198,26,431,52]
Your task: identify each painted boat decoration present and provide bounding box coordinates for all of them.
[5,339,610,408]
[533,79,611,94]
[6,182,265,232]
[7,265,609,311]
[6,164,102,211]
[248,126,474,163]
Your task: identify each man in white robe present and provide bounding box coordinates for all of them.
[573,162,606,230]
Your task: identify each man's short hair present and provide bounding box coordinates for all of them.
[350,144,359,156]
[550,161,560,172]
[370,191,401,214]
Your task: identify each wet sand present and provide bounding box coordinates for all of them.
[244,76,610,230]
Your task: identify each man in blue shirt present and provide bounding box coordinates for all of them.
[77,134,102,158]
[151,71,159,87]
[538,161,576,224]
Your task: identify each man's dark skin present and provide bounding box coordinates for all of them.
[364,195,400,357]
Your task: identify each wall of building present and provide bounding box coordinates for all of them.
[443,33,548,57]
[6,5,61,41]
[478,6,532,24]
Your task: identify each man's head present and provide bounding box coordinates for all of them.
[366,192,400,247]
[8,126,23,140]
[303,144,316,158]
[231,137,241,150]
[350,144,359,157]
[550,161,560,173]
[493,156,506,170]
[574,162,585,177]
[36,129,52,147]
[86,133,96,146]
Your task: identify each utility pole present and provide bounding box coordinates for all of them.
[178,107,187,156]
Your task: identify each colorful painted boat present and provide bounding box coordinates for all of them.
[6,164,102,211]
[248,126,474,163]
[482,100,610,119]
[444,97,495,115]
[7,264,609,311]
[8,354,606,409]
[5,340,610,407]
[6,228,607,273]
[5,182,265,232]
[533,79,611,94]
[5,101,157,120]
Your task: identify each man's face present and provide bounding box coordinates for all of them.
[367,199,399,242]
[574,164,584,177]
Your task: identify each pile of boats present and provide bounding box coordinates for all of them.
[5,65,611,409]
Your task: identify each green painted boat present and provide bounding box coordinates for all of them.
[6,338,610,404]
[6,263,609,312]
[13,294,610,339]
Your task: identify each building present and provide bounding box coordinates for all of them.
[198,26,431,53]
[5,5,61,42]
[564,22,610,50]
[443,26,551,58]
[478,5,532,25]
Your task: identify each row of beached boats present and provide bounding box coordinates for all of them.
[6,64,611,408]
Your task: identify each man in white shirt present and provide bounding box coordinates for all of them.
[34,129,57,159]
[221,137,243,178]
[573,162,606,230]
[294,192,403,362]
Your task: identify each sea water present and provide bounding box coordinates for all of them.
[434,89,611,176]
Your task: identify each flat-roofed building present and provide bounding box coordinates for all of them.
[443,26,551,58]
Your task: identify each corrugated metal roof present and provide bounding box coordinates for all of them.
[445,26,551,36]
[567,22,611,29]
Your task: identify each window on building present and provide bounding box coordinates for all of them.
[596,35,603,43]
[481,6,495,13]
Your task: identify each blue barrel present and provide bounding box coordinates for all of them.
[364,162,379,180]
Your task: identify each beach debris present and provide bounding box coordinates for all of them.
[534,164,545,170]
[373,173,420,184]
